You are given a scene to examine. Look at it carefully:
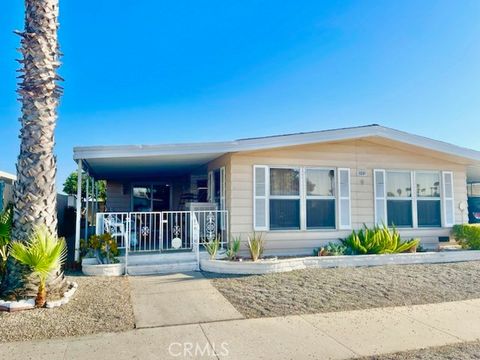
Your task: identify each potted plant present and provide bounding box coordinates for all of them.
[81,234,124,276]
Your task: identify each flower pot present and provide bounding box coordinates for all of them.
[81,258,125,276]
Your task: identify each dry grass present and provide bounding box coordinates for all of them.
[0,274,135,343]
[206,261,480,318]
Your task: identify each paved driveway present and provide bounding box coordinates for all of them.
[129,272,244,328]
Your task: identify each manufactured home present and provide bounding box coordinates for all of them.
[73,125,480,271]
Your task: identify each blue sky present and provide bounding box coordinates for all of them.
[1,1,479,188]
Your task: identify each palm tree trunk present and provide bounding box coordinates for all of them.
[13,0,62,241]
[7,0,67,297]
[35,280,47,307]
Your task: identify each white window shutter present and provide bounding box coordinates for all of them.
[442,171,455,227]
[338,168,351,229]
[253,165,269,231]
[374,169,387,225]
[208,171,214,202]
[220,167,226,210]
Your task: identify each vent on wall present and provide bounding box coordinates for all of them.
[439,236,450,243]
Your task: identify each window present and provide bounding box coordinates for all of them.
[386,171,413,227]
[306,169,336,229]
[132,184,170,212]
[377,170,444,228]
[209,168,225,210]
[253,165,351,231]
[214,169,221,205]
[416,172,441,227]
[269,168,300,230]
[468,183,480,197]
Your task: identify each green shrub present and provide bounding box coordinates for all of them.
[247,232,265,261]
[226,236,241,260]
[341,224,419,255]
[81,233,119,264]
[0,205,13,278]
[452,224,480,250]
[313,242,347,256]
[203,238,220,260]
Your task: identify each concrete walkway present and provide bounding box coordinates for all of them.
[4,299,480,359]
[129,272,244,328]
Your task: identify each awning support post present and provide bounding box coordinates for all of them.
[74,160,83,262]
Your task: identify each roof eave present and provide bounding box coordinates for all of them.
[73,125,480,164]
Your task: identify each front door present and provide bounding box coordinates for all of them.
[152,184,170,211]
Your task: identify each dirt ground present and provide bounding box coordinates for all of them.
[206,261,480,318]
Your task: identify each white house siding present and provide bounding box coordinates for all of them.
[228,138,468,255]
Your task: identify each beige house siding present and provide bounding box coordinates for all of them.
[228,139,468,255]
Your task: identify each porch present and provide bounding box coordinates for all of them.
[97,210,228,251]
[73,144,229,271]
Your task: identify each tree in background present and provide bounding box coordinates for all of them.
[63,172,106,201]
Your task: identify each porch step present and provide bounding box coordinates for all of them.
[121,252,199,275]
[127,261,198,275]
[121,252,197,266]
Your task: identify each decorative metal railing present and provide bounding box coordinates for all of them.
[96,210,228,253]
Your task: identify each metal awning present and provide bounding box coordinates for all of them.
[80,152,225,179]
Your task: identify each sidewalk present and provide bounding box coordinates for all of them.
[4,299,480,359]
[129,272,244,328]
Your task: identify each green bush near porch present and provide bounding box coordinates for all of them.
[341,224,419,255]
[452,224,480,250]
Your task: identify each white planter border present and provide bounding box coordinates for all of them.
[82,257,125,276]
[200,250,480,275]
[0,281,78,312]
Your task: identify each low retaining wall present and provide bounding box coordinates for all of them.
[0,281,78,312]
[200,250,480,275]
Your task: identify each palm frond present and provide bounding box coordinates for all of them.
[10,226,67,285]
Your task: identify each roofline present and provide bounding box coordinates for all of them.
[73,125,480,163]
[0,170,16,181]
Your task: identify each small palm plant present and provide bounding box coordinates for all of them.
[247,232,265,261]
[10,226,67,307]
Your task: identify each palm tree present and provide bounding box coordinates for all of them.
[13,0,62,240]
[10,226,67,307]
[8,0,66,296]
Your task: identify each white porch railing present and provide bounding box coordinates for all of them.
[96,210,229,254]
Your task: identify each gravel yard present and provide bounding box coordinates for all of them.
[0,274,135,343]
[206,261,480,318]
[364,341,480,360]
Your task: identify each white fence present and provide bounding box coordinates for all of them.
[96,210,228,253]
